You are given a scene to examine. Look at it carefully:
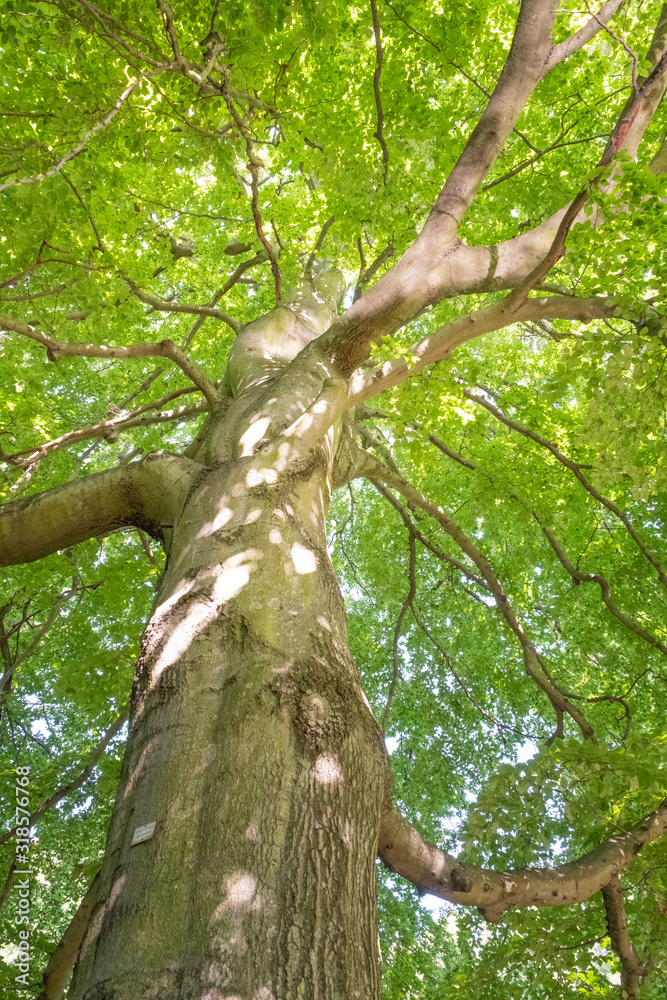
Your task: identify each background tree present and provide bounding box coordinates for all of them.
[1,0,667,997]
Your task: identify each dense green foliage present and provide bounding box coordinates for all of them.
[1,0,667,996]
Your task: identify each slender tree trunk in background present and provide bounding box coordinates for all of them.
[67,273,392,1000]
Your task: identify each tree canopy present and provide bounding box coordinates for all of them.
[1,0,667,997]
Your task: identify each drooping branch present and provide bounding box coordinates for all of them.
[0,315,222,410]
[534,515,667,657]
[422,425,667,668]
[361,450,596,740]
[369,480,533,737]
[464,390,667,590]
[601,874,649,1000]
[368,476,491,592]
[410,603,535,739]
[0,453,200,567]
[378,797,667,923]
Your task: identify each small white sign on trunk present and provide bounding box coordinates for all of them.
[130,821,156,846]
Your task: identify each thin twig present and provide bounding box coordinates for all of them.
[370,0,389,184]
[381,518,416,731]
[303,216,335,279]
[220,82,282,301]
[2,394,206,468]
[60,170,105,252]
[121,277,241,334]
[0,709,129,848]
[465,390,667,591]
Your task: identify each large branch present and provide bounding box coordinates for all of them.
[0,315,222,410]
[425,0,560,242]
[0,453,199,566]
[474,5,667,297]
[548,1,628,68]
[345,294,616,404]
[427,0,625,241]
[378,798,667,923]
[313,5,664,375]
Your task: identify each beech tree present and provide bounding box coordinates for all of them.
[1,0,667,997]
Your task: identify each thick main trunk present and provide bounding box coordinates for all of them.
[69,453,390,1000]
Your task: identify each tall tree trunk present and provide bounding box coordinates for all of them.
[69,442,391,999]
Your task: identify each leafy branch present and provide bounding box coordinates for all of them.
[0,76,143,194]
[0,315,222,410]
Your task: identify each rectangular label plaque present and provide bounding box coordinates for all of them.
[130,821,156,846]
